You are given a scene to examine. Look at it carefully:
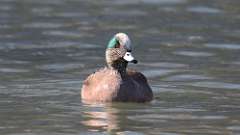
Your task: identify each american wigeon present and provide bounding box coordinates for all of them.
[81,33,153,102]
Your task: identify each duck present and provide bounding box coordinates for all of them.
[81,33,153,103]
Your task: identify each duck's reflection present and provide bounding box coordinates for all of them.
[81,102,121,133]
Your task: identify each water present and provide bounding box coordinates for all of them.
[0,0,240,134]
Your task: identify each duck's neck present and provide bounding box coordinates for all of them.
[107,59,128,77]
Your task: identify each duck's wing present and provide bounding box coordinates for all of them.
[81,68,121,102]
[127,69,148,83]
[125,69,153,102]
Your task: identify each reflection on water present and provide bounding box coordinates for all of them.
[81,103,120,133]
[0,0,240,134]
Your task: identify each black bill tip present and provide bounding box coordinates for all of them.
[132,60,138,64]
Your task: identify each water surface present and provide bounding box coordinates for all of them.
[0,0,240,135]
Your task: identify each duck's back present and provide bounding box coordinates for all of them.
[81,68,153,102]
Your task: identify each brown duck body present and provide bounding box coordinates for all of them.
[81,68,153,102]
[81,33,153,103]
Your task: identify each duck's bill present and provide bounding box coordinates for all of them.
[123,52,138,64]
[131,59,138,64]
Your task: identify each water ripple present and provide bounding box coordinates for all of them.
[165,74,212,81]
[142,69,177,78]
[103,8,147,16]
[205,43,240,50]
[174,51,214,57]
[0,68,29,73]
[187,6,222,14]
[128,114,227,121]
[189,81,240,90]
[23,22,64,29]
[111,0,186,5]
[36,63,85,72]
[0,5,12,11]
[55,12,89,18]
[141,62,187,68]
[42,30,85,38]
[0,41,100,50]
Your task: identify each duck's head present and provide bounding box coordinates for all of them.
[106,33,138,69]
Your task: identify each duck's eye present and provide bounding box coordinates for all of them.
[115,41,120,48]
[127,53,130,56]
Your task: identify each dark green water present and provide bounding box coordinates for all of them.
[0,0,240,134]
